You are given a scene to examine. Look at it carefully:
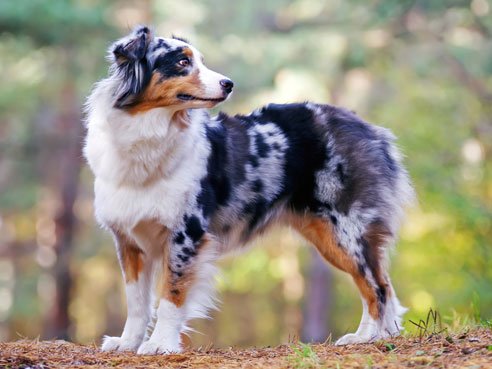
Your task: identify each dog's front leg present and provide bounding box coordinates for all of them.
[137,218,210,355]
[101,229,153,352]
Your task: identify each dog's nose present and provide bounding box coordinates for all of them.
[220,79,234,94]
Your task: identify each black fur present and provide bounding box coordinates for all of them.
[153,47,192,79]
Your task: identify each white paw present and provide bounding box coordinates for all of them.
[335,333,376,346]
[101,335,142,352]
[137,340,182,355]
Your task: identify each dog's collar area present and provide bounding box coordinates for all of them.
[177,93,226,102]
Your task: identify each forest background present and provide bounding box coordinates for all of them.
[0,0,491,349]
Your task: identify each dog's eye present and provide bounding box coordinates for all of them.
[178,57,190,67]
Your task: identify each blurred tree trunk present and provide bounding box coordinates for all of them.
[302,248,333,342]
[45,84,83,340]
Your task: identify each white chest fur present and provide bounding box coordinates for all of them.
[84,81,210,231]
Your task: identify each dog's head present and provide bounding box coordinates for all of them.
[109,25,233,113]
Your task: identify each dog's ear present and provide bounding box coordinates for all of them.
[112,25,152,64]
[110,25,153,108]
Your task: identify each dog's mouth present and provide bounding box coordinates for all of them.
[177,93,226,102]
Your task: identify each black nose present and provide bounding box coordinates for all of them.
[220,79,234,94]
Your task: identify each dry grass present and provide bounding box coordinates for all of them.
[1,327,491,369]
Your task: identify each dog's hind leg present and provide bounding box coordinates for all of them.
[101,227,154,352]
[291,215,405,345]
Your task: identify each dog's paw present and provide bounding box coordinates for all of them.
[101,335,141,352]
[335,333,375,346]
[137,340,181,355]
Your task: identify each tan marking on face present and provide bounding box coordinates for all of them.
[182,47,193,57]
[128,69,205,115]
[289,215,381,320]
[162,235,211,307]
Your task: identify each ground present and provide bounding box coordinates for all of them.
[1,327,491,369]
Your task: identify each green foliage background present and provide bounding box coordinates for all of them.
[0,0,491,348]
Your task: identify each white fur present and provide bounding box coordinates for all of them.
[101,269,153,351]
[182,246,220,323]
[138,299,184,354]
[189,45,230,98]
[84,81,210,231]
[85,77,216,354]
[336,287,407,345]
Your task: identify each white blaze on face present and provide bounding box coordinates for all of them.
[189,45,229,98]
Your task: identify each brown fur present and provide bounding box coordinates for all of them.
[162,235,212,307]
[128,70,204,115]
[289,215,382,320]
[182,47,193,57]
[111,220,172,284]
[111,228,145,284]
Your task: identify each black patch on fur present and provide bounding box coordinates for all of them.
[255,133,271,157]
[153,47,190,79]
[252,179,263,193]
[171,270,183,277]
[173,232,185,245]
[113,59,151,108]
[221,114,249,185]
[184,215,204,243]
[152,38,170,52]
[252,103,327,212]
[177,254,189,263]
[243,202,255,215]
[172,35,189,44]
[323,202,333,211]
[247,197,268,231]
[248,155,259,168]
[112,27,152,108]
[198,114,250,219]
[113,27,149,62]
[336,163,345,184]
[197,179,216,218]
[377,286,387,306]
[171,289,180,295]
[203,125,231,207]
[330,215,338,226]
[183,247,196,256]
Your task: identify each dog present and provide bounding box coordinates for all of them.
[83,25,414,355]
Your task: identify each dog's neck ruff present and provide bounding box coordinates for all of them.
[84,81,207,188]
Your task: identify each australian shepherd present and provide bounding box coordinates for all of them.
[84,25,414,354]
